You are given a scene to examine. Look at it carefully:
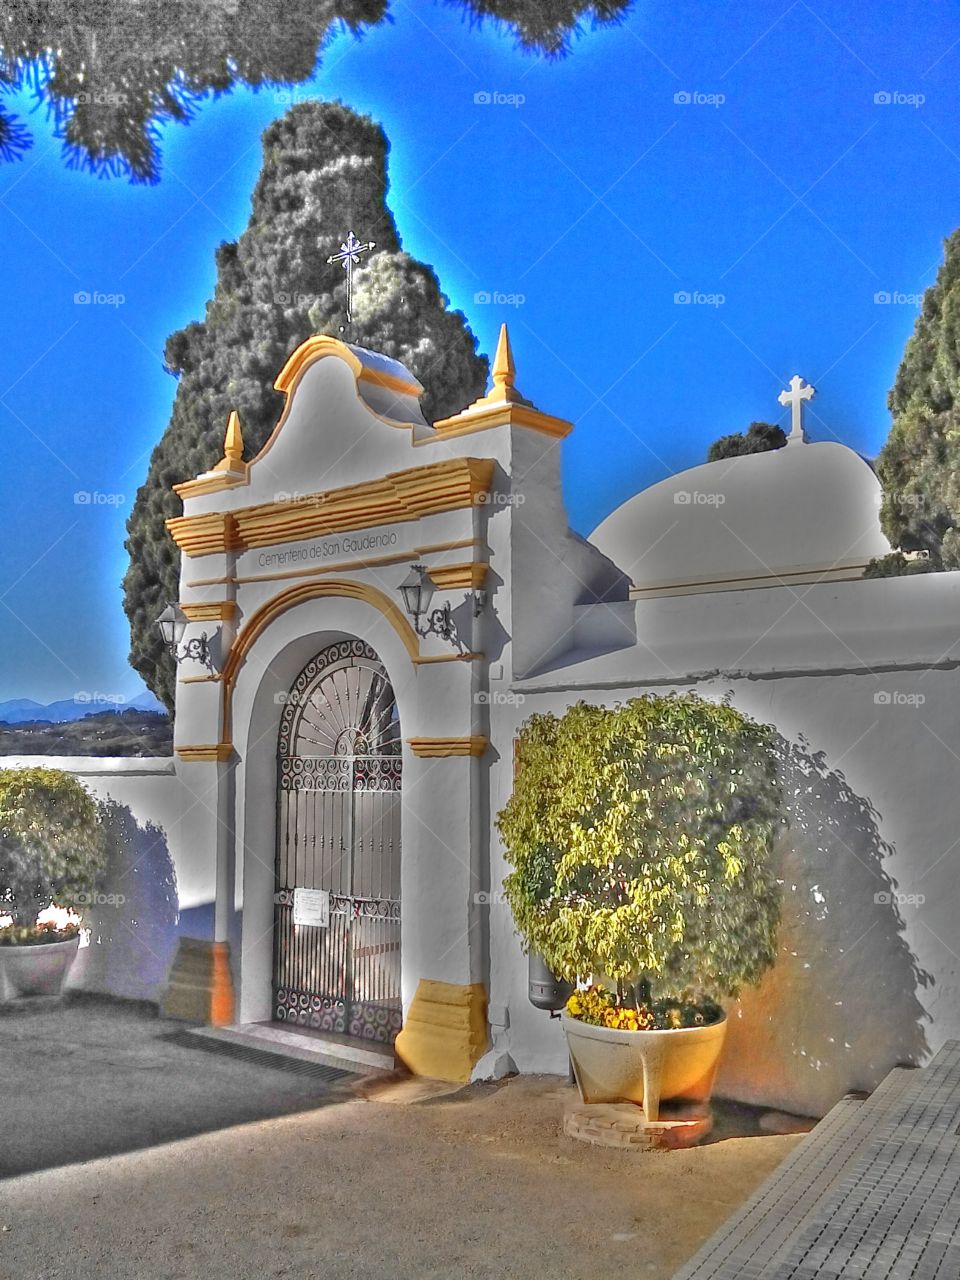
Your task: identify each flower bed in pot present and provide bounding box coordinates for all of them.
[561,986,727,1121]
[0,921,81,1001]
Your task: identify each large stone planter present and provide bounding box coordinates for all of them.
[0,935,81,1002]
[561,1010,727,1122]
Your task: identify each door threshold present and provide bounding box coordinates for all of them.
[189,1022,397,1077]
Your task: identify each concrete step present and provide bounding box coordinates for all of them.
[674,1067,919,1280]
[771,1041,960,1279]
[187,1022,397,1078]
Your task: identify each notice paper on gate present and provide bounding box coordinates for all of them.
[292,887,330,928]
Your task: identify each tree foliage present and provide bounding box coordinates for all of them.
[122,101,489,709]
[707,421,787,463]
[875,229,960,568]
[0,0,630,179]
[497,695,783,1001]
[862,552,934,580]
[0,767,108,925]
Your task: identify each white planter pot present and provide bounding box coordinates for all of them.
[0,936,81,1002]
[561,1010,728,1122]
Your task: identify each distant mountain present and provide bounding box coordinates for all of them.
[0,709,172,757]
[0,692,166,725]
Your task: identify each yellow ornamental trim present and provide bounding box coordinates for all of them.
[166,457,494,558]
[176,743,233,763]
[427,562,488,590]
[179,600,236,622]
[216,577,422,750]
[165,511,242,557]
[274,334,423,401]
[406,736,488,758]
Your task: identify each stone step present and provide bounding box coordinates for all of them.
[771,1041,960,1279]
[186,1022,397,1078]
[674,1067,919,1280]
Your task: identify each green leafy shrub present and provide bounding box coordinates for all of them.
[497,695,783,1002]
[0,768,108,925]
[863,552,935,579]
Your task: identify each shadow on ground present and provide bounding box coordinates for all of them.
[0,994,355,1179]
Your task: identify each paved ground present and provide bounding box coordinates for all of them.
[0,995,352,1178]
[0,997,806,1280]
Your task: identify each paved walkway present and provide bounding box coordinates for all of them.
[677,1041,960,1279]
[0,995,351,1178]
[0,996,802,1280]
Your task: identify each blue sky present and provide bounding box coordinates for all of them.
[2,0,959,702]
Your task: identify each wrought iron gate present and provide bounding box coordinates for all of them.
[273,639,402,1043]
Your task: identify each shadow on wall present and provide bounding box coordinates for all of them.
[716,732,932,1118]
[80,800,180,1003]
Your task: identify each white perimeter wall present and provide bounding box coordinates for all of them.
[0,756,207,1002]
[485,573,960,1118]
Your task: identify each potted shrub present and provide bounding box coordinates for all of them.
[0,767,108,1001]
[498,695,783,1122]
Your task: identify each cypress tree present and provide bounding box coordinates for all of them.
[122,101,488,709]
[875,228,960,567]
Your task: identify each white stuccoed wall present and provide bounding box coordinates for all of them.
[484,572,960,1117]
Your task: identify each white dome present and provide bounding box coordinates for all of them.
[589,441,892,596]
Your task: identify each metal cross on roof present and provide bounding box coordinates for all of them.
[327,230,376,331]
[778,374,815,446]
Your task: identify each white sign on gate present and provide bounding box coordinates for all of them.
[293,886,330,928]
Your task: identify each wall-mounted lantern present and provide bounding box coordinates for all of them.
[398,564,456,641]
[155,603,210,665]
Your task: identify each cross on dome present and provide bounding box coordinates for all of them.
[778,375,816,446]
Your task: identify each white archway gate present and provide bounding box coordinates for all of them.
[273,638,402,1043]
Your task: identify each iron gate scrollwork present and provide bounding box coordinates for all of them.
[273,639,402,1043]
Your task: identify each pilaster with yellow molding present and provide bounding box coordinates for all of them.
[395,979,489,1083]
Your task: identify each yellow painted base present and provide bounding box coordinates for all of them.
[394,979,488,1084]
[160,938,235,1026]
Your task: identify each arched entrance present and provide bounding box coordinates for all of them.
[273,638,402,1043]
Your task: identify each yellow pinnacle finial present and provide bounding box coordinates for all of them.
[223,410,243,463]
[476,323,531,408]
[492,323,516,395]
[212,410,246,474]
